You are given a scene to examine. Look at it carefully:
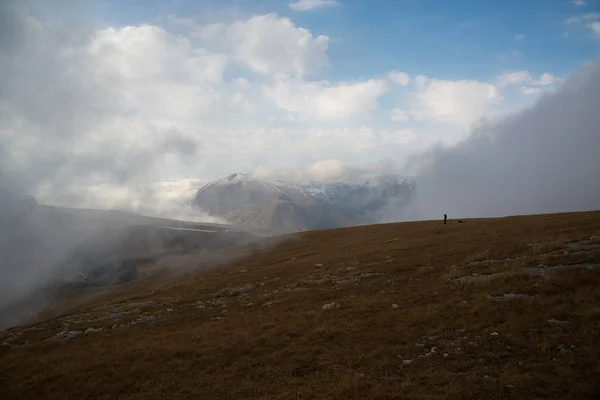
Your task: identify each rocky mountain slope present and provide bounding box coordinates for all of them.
[193,173,416,235]
[2,211,600,399]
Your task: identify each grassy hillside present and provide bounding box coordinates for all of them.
[1,211,600,399]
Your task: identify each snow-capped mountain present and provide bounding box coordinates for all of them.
[193,173,416,235]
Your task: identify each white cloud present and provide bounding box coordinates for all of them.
[200,13,329,76]
[533,73,563,86]
[253,157,402,182]
[390,108,409,121]
[379,129,417,146]
[388,71,410,86]
[515,33,525,40]
[521,87,541,95]
[414,75,428,86]
[496,71,532,87]
[410,79,501,127]
[590,21,600,34]
[571,0,586,6]
[289,0,339,12]
[233,77,251,90]
[263,76,389,119]
[565,12,600,24]
[88,25,230,120]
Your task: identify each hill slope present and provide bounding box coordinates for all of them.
[1,212,600,399]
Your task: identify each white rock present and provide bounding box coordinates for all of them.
[315,264,323,267]
[230,284,256,295]
[322,303,339,310]
[83,327,105,335]
[490,332,499,337]
[402,359,413,366]
[430,346,438,354]
[547,319,570,326]
[392,304,400,309]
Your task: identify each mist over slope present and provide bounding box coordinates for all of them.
[401,61,600,220]
[0,186,256,329]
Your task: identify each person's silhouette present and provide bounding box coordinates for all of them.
[444,214,447,224]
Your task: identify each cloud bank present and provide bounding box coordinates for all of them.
[400,60,600,220]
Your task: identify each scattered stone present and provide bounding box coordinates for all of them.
[130,315,157,325]
[92,312,124,321]
[430,346,438,354]
[547,319,570,327]
[522,265,555,276]
[443,353,449,358]
[482,375,491,381]
[489,293,534,301]
[490,332,499,337]
[345,266,356,271]
[230,284,256,296]
[243,303,254,308]
[315,264,323,267]
[402,359,413,366]
[392,304,400,309]
[240,269,248,273]
[210,316,224,320]
[382,238,398,244]
[261,302,273,308]
[590,236,599,240]
[451,272,504,283]
[529,241,554,249]
[322,303,340,310]
[334,272,384,285]
[53,330,81,340]
[83,327,105,335]
[524,263,600,276]
[166,308,173,312]
[128,301,153,307]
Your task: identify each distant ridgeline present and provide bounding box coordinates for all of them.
[193,173,417,235]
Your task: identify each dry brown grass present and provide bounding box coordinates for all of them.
[1,211,600,399]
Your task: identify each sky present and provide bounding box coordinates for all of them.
[1,0,599,214]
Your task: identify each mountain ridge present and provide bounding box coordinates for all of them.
[193,172,416,235]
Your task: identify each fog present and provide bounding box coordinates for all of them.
[398,61,600,221]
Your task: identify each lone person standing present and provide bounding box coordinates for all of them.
[444,214,447,224]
